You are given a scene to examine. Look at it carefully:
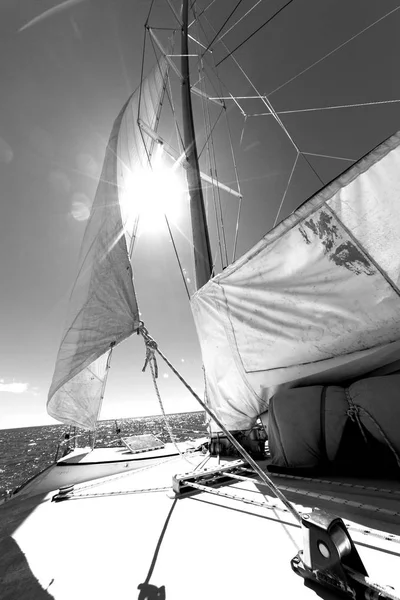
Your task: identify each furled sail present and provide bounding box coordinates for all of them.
[48,59,168,430]
[191,131,400,431]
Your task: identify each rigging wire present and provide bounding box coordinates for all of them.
[195,6,229,269]
[145,31,192,298]
[203,8,326,225]
[164,216,191,299]
[192,3,221,266]
[226,97,243,263]
[138,28,153,168]
[200,25,245,264]
[302,151,355,163]
[267,4,400,98]
[193,9,246,267]
[138,324,303,524]
[273,151,299,227]
[140,331,196,466]
[215,0,295,67]
[205,4,400,226]
[197,106,225,159]
[198,46,225,270]
[188,0,216,29]
[248,97,400,116]
[216,0,263,45]
[201,0,245,57]
[197,24,244,264]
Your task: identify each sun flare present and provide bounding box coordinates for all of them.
[120,153,186,234]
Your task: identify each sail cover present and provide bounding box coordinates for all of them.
[191,131,400,431]
[48,60,168,430]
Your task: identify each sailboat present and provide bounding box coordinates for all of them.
[2,1,400,598]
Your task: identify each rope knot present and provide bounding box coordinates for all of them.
[347,404,361,422]
[142,338,158,379]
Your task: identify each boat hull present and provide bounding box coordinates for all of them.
[9,441,205,499]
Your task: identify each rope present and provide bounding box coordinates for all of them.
[140,327,196,466]
[359,409,400,472]
[63,455,181,495]
[186,470,400,544]
[345,388,369,445]
[345,388,400,470]
[62,486,171,500]
[138,323,302,524]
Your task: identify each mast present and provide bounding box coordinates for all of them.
[181,0,213,290]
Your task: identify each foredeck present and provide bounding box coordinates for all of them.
[1,453,399,599]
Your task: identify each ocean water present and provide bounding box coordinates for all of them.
[0,411,207,497]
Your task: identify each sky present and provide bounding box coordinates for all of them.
[1,0,400,428]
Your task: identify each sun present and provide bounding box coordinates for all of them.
[120,149,186,234]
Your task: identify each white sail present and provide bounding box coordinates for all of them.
[47,60,168,430]
[192,131,400,431]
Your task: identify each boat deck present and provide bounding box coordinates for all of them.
[1,453,400,599]
[57,442,194,464]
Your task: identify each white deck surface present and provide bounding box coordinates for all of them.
[1,454,400,599]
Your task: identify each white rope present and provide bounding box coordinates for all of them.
[302,151,355,163]
[141,332,197,466]
[216,0,263,45]
[188,0,217,29]
[273,151,299,227]
[226,99,243,263]
[139,324,303,523]
[268,5,400,97]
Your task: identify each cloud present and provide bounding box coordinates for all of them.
[0,381,29,394]
[19,0,88,32]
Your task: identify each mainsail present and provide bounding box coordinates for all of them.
[192,131,400,431]
[47,59,168,430]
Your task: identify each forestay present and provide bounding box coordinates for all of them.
[191,131,400,431]
[47,60,169,430]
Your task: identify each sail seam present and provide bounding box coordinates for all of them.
[244,340,400,374]
[216,283,266,407]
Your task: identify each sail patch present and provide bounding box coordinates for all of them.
[302,210,374,276]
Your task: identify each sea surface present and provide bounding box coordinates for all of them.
[0,411,207,497]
